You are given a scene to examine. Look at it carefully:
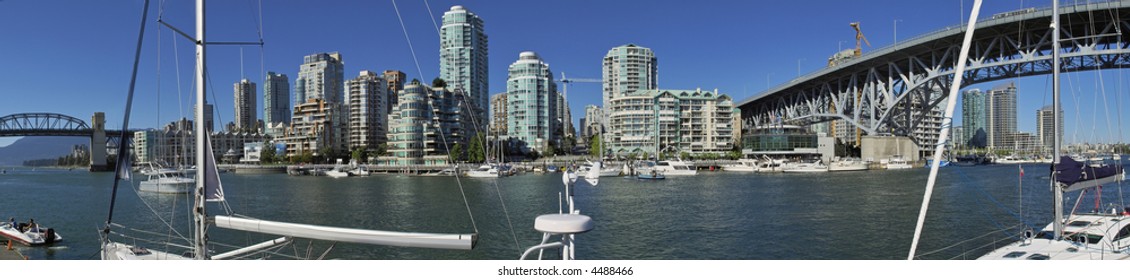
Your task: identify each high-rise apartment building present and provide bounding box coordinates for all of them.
[383,70,406,114]
[490,93,508,137]
[556,91,574,141]
[263,72,290,130]
[506,51,558,153]
[441,5,489,131]
[582,105,603,144]
[987,82,1017,149]
[294,52,345,105]
[233,79,257,132]
[1036,105,1062,152]
[961,88,988,148]
[603,44,657,110]
[347,70,388,151]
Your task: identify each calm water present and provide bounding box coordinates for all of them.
[0,164,1121,260]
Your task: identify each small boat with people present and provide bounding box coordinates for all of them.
[0,218,61,246]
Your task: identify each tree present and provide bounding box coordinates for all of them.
[545,144,556,157]
[432,77,447,88]
[450,143,464,163]
[351,147,365,163]
[300,150,314,163]
[260,143,277,164]
[468,134,485,163]
[589,135,602,158]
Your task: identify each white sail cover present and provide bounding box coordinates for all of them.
[584,161,600,186]
[203,134,225,202]
[213,215,476,250]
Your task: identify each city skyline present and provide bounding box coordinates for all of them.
[2,0,1128,147]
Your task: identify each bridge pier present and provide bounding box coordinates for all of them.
[89,112,109,172]
[861,135,919,163]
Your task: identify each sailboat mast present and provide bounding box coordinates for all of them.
[1051,0,1064,240]
[194,0,208,260]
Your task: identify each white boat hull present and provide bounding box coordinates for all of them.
[138,177,194,194]
[101,241,190,260]
[325,170,350,178]
[828,164,868,171]
[0,223,61,246]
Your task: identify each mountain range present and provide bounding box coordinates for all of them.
[0,136,89,166]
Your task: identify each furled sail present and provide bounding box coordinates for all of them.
[203,134,225,202]
[584,161,600,186]
[1056,156,1125,192]
[213,215,477,250]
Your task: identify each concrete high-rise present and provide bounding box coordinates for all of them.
[490,93,508,137]
[347,70,388,151]
[987,82,1017,149]
[441,5,489,131]
[385,80,470,165]
[506,51,558,153]
[263,72,290,130]
[1037,105,1062,153]
[383,70,406,115]
[603,44,657,110]
[607,89,734,156]
[556,91,574,140]
[233,79,257,132]
[294,52,345,105]
[961,88,988,148]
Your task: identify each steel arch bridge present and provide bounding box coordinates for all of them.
[0,113,91,136]
[738,1,1130,139]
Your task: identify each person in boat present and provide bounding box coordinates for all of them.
[25,218,36,232]
[8,218,14,229]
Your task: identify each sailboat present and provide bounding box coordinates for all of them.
[910,0,1127,260]
[100,0,476,260]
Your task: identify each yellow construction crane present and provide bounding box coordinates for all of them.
[850,22,871,57]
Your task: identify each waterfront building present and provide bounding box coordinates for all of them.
[383,70,406,114]
[346,70,389,151]
[441,5,489,131]
[952,126,966,150]
[603,44,658,111]
[280,98,345,158]
[233,79,257,132]
[987,82,1018,149]
[210,130,271,163]
[741,125,832,160]
[385,80,470,166]
[1036,105,1062,153]
[607,88,734,156]
[506,51,559,154]
[490,93,508,137]
[263,71,290,133]
[912,89,947,155]
[961,88,988,148]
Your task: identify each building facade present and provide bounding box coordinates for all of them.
[233,79,257,132]
[607,89,734,156]
[506,51,558,153]
[490,93,508,137]
[556,91,574,140]
[581,105,603,145]
[347,70,389,151]
[384,81,470,166]
[603,44,657,110]
[280,99,344,158]
[383,70,407,114]
[1036,105,1063,153]
[294,52,345,105]
[263,71,290,133]
[987,82,1018,149]
[961,88,988,148]
[441,5,489,131]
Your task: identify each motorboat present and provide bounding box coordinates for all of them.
[138,167,194,194]
[0,220,61,246]
[636,170,665,180]
[782,160,828,173]
[349,166,371,177]
[828,158,868,172]
[722,159,759,172]
[653,159,697,176]
[886,155,912,169]
[465,165,501,178]
[577,161,620,177]
[325,168,351,178]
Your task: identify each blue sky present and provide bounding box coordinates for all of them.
[1,0,1127,147]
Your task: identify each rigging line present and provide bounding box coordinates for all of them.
[391,0,426,81]
[391,0,480,236]
[106,0,150,227]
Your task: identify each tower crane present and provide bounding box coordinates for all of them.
[850,22,871,57]
[556,72,601,106]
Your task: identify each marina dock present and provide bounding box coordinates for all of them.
[1,241,26,260]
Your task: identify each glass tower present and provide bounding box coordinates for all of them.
[441,5,489,131]
[506,51,557,153]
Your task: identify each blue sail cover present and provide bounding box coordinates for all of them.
[1055,156,1122,189]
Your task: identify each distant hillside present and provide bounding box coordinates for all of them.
[0,136,88,166]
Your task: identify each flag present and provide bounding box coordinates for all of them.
[1019,165,1024,177]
